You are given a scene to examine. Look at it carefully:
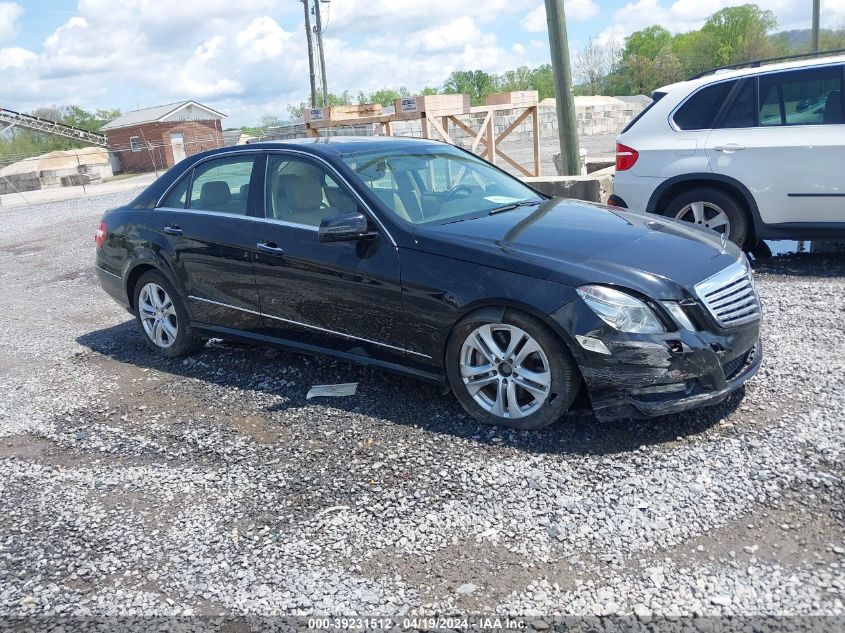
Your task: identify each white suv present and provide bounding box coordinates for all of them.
[611,53,845,248]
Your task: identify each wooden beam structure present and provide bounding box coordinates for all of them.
[303,91,543,177]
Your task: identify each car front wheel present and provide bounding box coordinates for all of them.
[446,310,580,430]
[664,187,749,247]
[133,271,206,358]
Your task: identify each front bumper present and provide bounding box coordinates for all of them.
[551,301,762,422]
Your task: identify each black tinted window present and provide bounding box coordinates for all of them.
[188,156,256,215]
[719,80,757,128]
[759,66,843,126]
[160,174,189,208]
[674,81,735,130]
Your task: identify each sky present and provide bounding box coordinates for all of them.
[1,0,843,128]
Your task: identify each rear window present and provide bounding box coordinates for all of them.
[620,92,664,134]
[673,81,736,130]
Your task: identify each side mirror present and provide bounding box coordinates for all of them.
[318,212,378,242]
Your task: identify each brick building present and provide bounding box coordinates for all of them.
[101,101,226,173]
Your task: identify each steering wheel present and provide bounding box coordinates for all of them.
[443,184,473,203]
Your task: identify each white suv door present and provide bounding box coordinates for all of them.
[704,64,844,225]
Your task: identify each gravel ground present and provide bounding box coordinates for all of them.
[1,189,844,621]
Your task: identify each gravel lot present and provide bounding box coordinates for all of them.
[1,188,843,621]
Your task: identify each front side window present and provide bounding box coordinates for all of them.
[265,156,358,227]
[673,81,736,130]
[341,145,543,225]
[759,66,843,126]
[188,155,256,215]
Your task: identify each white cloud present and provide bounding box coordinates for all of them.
[0,45,34,69]
[0,1,22,42]
[329,0,536,33]
[522,0,600,33]
[236,16,293,63]
[5,0,840,127]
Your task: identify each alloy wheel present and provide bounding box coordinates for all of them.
[138,282,178,348]
[459,323,552,419]
[675,201,731,234]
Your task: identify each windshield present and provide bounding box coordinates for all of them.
[341,144,544,225]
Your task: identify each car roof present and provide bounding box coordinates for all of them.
[241,135,448,157]
[655,53,845,96]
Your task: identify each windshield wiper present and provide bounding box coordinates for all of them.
[487,199,541,215]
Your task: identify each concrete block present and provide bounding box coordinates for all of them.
[523,175,614,204]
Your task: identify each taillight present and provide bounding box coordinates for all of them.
[95,222,107,248]
[616,143,639,171]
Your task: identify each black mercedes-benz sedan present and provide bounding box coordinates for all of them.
[94,136,762,429]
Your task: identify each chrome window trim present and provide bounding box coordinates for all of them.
[669,61,845,132]
[156,148,398,246]
[187,295,431,359]
[94,265,121,280]
[251,216,319,231]
[154,206,251,220]
[156,149,263,210]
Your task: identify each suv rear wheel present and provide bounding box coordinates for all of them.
[664,187,749,247]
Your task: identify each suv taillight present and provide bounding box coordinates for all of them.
[616,143,639,171]
[95,222,107,248]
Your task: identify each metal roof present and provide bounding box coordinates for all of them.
[101,101,226,131]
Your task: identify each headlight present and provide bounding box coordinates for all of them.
[576,285,665,334]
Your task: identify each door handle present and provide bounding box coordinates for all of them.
[163,225,183,236]
[257,241,285,256]
[714,144,747,152]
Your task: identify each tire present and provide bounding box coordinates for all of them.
[446,309,581,431]
[663,187,750,248]
[133,271,206,358]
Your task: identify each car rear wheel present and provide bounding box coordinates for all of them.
[446,310,580,430]
[133,271,206,358]
[664,187,749,247]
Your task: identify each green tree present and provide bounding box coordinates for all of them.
[621,26,673,64]
[702,4,778,65]
[443,70,496,105]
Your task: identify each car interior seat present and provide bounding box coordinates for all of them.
[823,90,843,124]
[199,181,236,213]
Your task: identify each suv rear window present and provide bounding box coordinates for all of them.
[620,92,665,134]
[673,80,736,130]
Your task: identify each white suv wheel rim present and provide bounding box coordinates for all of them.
[675,201,731,235]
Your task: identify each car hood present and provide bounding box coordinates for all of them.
[411,198,742,300]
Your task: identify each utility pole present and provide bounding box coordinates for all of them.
[811,0,821,53]
[544,0,580,176]
[313,0,329,107]
[302,0,318,108]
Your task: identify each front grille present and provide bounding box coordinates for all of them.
[721,343,758,380]
[695,260,761,328]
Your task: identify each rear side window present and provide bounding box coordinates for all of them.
[188,156,256,215]
[160,174,189,208]
[620,92,664,134]
[673,81,736,130]
[719,80,757,128]
[759,66,843,126]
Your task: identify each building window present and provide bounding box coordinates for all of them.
[130,136,142,152]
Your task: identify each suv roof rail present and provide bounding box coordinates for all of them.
[688,47,845,81]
